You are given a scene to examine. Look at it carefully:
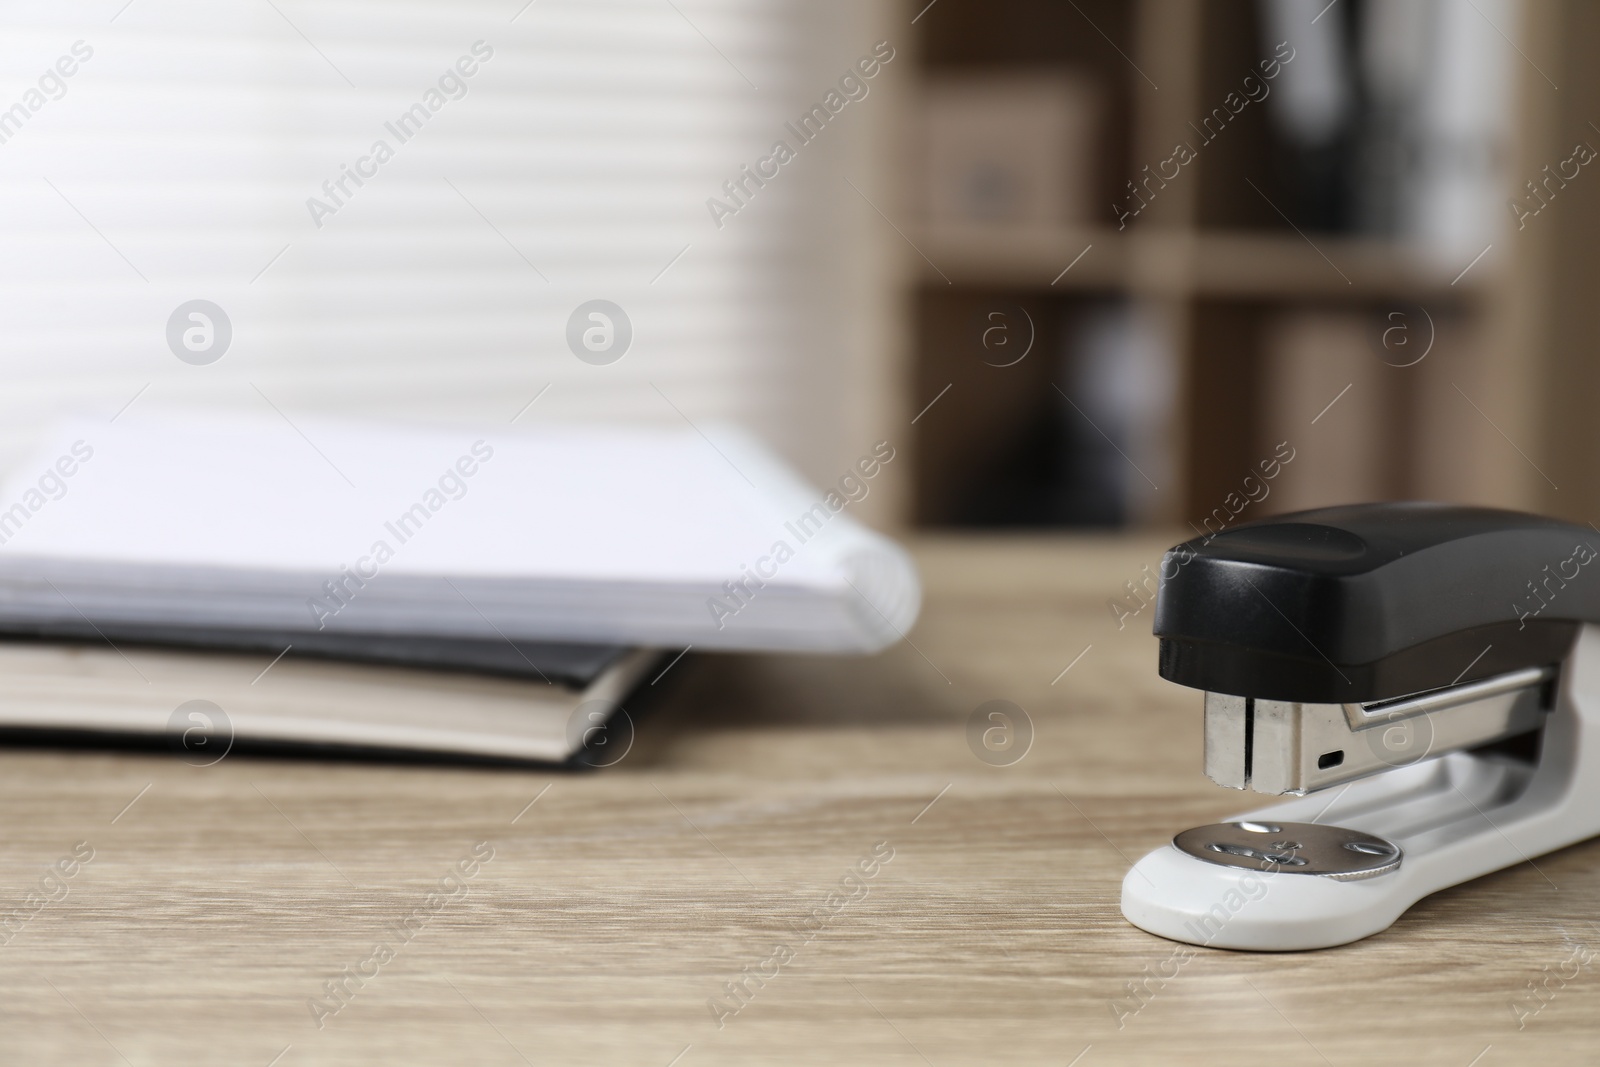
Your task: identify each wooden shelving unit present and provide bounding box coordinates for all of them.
[902,0,1578,530]
[914,225,1492,299]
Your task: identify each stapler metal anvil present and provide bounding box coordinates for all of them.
[1121,503,1600,950]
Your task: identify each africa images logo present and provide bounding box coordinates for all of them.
[166,300,231,364]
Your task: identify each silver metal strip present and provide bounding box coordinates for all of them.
[1343,666,1554,729]
[1203,692,1248,789]
[1200,665,1556,796]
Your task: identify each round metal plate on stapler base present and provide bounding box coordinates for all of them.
[1173,821,1402,881]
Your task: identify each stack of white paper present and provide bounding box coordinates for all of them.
[0,412,921,655]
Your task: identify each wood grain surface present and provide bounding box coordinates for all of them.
[0,536,1595,1065]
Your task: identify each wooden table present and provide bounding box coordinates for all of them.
[2,536,1596,1065]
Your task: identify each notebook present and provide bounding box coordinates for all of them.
[0,412,921,653]
[0,640,662,764]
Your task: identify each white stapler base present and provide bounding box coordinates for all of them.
[1121,624,1600,951]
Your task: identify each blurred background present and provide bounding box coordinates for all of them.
[3,0,1599,535]
[906,0,1543,533]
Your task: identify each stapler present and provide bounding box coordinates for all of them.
[1121,503,1600,950]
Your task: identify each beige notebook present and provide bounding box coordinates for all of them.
[0,643,661,764]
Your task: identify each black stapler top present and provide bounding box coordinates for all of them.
[1154,503,1600,702]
